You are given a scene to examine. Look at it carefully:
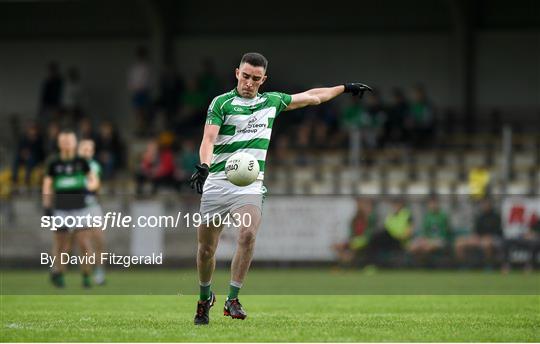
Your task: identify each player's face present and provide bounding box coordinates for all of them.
[78,140,95,159]
[236,63,267,98]
[58,133,77,154]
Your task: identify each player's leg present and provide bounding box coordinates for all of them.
[197,223,223,297]
[92,227,106,285]
[230,205,261,293]
[194,222,222,325]
[51,229,70,287]
[224,204,262,319]
[74,228,93,288]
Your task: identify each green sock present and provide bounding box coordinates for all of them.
[228,282,242,300]
[82,273,91,286]
[199,283,211,301]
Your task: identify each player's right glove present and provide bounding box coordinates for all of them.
[190,163,209,194]
[343,83,373,98]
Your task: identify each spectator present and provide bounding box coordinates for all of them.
[364,91,386,148]
[176,78,206,135]
[197,58,221,102]
[333,198,377,266]
[367,198,413,264]
[11,122,44,186]
[77,117,96,141]
[44,121,60,156]
[502,212,540,273]
[455,198,503,266]
[408,196,452,264]
[340,96,380,150]
[95,121,123,180]
[62,67,84,122]
[175,137,199,186]
[468,164,491,201]
[135,137,177,195]
[157,61,184,126]
[409,85,435,147]
[39,62,63,123]
[128,46,152,136]
[385,88,410,146]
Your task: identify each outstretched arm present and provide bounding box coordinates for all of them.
[285,83,372,111]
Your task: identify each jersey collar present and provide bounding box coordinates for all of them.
[232,87,261,100]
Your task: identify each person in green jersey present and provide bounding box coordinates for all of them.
[78,139,107,285]
[42,130,99,288]
[408,196,451,264]
[189,52,372,325]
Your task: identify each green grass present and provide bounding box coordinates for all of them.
[1,270,539,342]
[2,269,539,295]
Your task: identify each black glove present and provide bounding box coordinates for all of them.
[44,207,53,217]
[343,83,373,98]
[189,163,209,194]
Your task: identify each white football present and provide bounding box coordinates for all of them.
[225,152,260,186]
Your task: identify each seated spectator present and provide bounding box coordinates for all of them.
[468,164,491,201]
[77,117,96,141]
[367,198,413,264]
[135,137,178,195]
[502,212,540,273]
[409,84,435,147]
[197,58,221,103]
[455,198,503,266]
[364,91,386,148]
[408,196,451,264]
[176,78,207,135]
[175,137,199,187]
[333,198,377,266]
[385,88,410,146]
[95,121,122,180]
[12,122,44,187]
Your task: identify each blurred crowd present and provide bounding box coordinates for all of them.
[5,45,440,195]
[334,196,540,272]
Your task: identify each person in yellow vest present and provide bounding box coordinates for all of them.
[468,164,491,201]
[367,198,414,263]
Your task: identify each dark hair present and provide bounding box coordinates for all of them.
[59,128,76,136]
[240,52,268,70]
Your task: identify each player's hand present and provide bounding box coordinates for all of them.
[190,163,209,194]
[343,83,373,98]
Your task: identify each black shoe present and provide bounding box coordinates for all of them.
[224,298,247,320]
[50,272,65,288]
[194,292,216,325]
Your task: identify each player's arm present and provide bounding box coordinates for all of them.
[199,124,220,166]
[86,171,100,192]
[190,124,220,194]
[42,176,53,210]
[285,83,372,111]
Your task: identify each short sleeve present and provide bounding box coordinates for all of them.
[45,157,55,177]
[276,92,292,114]
[81,159,91,174]
[205,96,224,126]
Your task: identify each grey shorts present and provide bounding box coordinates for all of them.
[200,179,264,218]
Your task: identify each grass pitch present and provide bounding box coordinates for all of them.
[1,269,539,342]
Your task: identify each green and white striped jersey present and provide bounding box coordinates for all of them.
[206,88,292,180]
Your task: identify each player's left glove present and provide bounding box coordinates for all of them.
[343,83,373,98]
[190,163,209,194]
